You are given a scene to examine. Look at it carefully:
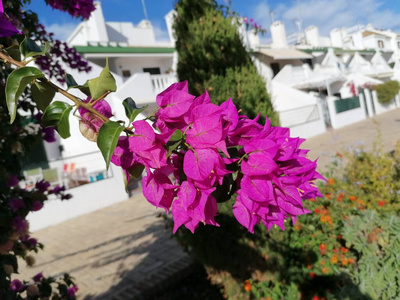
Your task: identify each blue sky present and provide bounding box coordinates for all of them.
[27,0,400,42]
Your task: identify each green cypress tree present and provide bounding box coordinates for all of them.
[173,0,279,125]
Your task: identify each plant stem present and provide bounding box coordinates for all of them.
[0,51,109,123]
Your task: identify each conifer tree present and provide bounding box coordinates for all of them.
[173,0,279,125]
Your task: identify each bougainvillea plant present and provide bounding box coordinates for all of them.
[2,42,324,236]
[0,0,323,298]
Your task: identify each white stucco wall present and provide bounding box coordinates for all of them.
[327,95,367,129]
[28,163,127,231]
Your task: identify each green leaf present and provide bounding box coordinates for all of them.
[31,82,56,111]
[122,97,148,123]
[88,59,117,100]
[5,45,21,61]
[19,37,50,59]
[42,101,73,139]
[65,74,91,96]
[5,67,44,123]
[65,73,79,88]
[97,121,125,170]
[128,164,145,181]
[166,129,183,157]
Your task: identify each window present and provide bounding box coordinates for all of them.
[397,41,400,49]
[378,40,385,48]
[122,70,131,77]
[143,67,161,75]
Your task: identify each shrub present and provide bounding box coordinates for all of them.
[375,80,400,104]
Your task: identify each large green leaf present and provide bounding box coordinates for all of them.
[5,67,44,123]
[122,97,148,124]
[31,82,56,111]
[19,37,50,59]
[97,121,125,170]
[42,101,73,139]
[88,59,117,100]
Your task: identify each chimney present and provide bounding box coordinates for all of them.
[271,21,287,49]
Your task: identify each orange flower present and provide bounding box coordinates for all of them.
[378,201,385,207]
[349,195,357,201]
[337,192,344,202]
[348,258,355,264]
[307,264,313,269]
[358,205,365,211]
[310,198,316,202]
[294,224,301,231]
[326,193,332,199]
[340,247,349,253]
[331,256,338,264]
[321,260,326,266]
[315,208,321,214]
[322,267,328,274]
[336,152,343,158]
[327,178,335,185]
[341,258,348,266]
[309,272,317,278]
[243,280,252,292]
[313,296,319,300]
[319,244,326,255]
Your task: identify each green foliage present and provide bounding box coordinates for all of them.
[42,101,73,139]
[174,141,400,299]
[375,80,400,104]
[19,37,50,60]
[342,211,400,300]
[122,97,148,124]
[97,121,125,170]
[5,67,44,123]
[31,81,56,111]
[174,0,279,125]
[88,59,116,100]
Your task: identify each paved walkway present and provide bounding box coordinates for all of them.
[17,192,192,300]
[303,108,400,173]
[17,108,400,299]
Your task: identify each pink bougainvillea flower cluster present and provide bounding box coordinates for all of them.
[111,81,324,233]
[45,0,95,19]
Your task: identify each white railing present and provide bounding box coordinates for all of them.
[151,74,178,94]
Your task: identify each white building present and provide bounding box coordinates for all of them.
[27,1,178,231]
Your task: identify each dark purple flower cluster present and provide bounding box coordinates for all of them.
[110,82,324,233]
[10,273,77,298]
[35,112,56,143]
[45,0,95,19]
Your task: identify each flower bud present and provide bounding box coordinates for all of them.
[25,255,36,266]
[27,285,39,296]
[3,264,14,275]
